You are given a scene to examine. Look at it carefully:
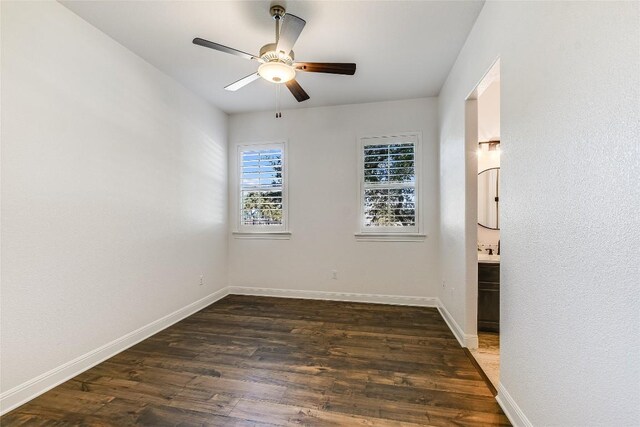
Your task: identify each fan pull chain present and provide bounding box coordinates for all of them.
[275,84,282,118]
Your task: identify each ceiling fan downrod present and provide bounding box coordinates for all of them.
[270,5,286,44]
[272,4,286,119]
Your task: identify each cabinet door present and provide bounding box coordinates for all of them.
[478,264,500,332]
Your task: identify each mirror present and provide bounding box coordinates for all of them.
[478,167,500,229]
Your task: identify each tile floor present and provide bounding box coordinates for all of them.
[471,332,500,388]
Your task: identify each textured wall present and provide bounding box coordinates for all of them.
[228,99,441,298]
[1,1,228,393]
[439,1,639,425]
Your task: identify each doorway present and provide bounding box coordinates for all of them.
[466,60,501,389]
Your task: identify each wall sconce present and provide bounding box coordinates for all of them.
[477,140,500,155]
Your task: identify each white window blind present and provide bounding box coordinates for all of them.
[360,135,419,232]
[239,144,285,228]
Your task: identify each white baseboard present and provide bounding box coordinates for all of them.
[435,299,478,349]
[464,333,479,349]
[497,383,533,427]
[227,286,439,308]
[0,288,229,416]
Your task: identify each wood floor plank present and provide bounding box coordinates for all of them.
[1,295,509,426]
[229,399,429,427]
[323,393,511,427]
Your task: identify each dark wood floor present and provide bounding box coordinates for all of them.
[1,295,510,426]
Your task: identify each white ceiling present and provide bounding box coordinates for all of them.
[60,1,484,114]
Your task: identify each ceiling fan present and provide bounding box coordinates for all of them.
[193,5,356,107]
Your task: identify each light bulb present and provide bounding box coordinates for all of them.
[258,62,295,84]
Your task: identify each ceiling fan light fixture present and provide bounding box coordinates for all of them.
[258,61,295,83]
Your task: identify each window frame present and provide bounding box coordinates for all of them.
[236,141,289,234]
[357,132,423,236]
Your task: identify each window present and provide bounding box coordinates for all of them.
[237,142,287,233]
[359,134,421,235]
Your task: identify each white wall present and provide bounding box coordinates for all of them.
[228,99,440,298]
[477,80,500,143]
[439,2,639,425]
[1,0,228,400]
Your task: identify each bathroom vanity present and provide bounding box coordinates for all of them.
[478,256,500,332]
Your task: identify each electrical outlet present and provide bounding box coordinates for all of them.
[199,274,204,286]
[331,270,338,280]
[442,280,446,288]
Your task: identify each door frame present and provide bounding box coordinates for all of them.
[464,59,501,347]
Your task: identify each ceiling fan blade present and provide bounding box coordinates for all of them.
[225,72,261,91]
[193,37,259,61]
[276,13,306,56]
[294,62,356,75]
[285,79,310,102]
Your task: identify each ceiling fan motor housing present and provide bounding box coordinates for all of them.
[259,43,294,64]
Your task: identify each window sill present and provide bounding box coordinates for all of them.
[354,232,427,242]
[232,231,292,240]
